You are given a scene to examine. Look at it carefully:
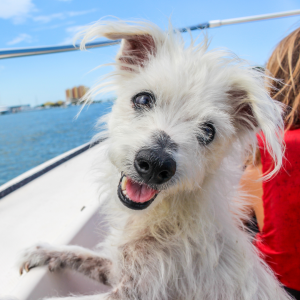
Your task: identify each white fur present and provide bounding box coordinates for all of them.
[17,20,290,300]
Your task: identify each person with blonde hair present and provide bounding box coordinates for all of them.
[242,27,300,299]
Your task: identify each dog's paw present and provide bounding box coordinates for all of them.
[19,242,61,275]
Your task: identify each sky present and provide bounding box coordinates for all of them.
[0,0,300,107]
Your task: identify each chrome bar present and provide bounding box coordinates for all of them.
[209,9,300,28]
[1,9,300,59]
[0,40,121,59]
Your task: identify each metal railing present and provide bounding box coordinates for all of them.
[1,9,300,60]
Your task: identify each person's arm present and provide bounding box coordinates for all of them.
[240,164,264,231]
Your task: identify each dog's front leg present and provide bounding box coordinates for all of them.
[19,243,113,285]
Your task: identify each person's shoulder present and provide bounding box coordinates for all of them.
[284,127,300,144]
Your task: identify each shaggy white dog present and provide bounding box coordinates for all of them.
[17,20,291,300]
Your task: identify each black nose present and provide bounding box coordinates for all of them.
[134,149,176,185]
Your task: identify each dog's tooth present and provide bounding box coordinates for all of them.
[123,190,127,196]
[121,176,128,190]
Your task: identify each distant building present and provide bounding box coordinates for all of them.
[65,89,72,103]
[78,85,88,98]
[66,85,89,104]
[71,87,79,99]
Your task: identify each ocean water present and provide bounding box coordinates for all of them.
[0,103,112,186]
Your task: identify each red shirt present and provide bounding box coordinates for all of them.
[255,129,300,290]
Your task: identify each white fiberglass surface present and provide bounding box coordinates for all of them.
[0,145,109,298]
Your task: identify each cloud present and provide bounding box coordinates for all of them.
[33,21,75,31]
[68,10,96,17]
[7,33,32,45]
[61,25,89,45]
[0,0,35,23]
[33,13,65,23]
[65,25,88,34]
[33,9,96,24]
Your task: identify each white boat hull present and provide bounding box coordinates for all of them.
[0,143,110,298]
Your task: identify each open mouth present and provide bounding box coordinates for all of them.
[118,174,159,210]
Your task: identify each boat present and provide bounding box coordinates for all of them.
[0,143,110,298]
[0,10,300,299]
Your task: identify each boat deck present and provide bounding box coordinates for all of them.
[0,144,109,299]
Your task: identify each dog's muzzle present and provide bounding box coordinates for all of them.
[117,147,176,210]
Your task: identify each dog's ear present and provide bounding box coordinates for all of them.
[227,83,284,178]
[108,33,156,71]
[80,21,163,72]
[227,87,258,130]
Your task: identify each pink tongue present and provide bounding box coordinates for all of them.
[126,177,157,203]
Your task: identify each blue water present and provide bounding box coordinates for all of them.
[0,103,112,186]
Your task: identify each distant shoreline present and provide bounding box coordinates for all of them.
[0,100,114,116]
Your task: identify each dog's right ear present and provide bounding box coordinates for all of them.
[108,33,156,71]
[80,21,164,72]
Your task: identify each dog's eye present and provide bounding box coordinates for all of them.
[197,122,215,145]
[132,92,155,110]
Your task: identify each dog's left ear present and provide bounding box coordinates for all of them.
[227,81,284,178]
[80,21,164,72]
[228,87,258,131]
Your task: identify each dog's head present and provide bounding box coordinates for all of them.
[81,21,284,211]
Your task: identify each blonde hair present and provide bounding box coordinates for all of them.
[252,27,300,166]
[267,27,300,130]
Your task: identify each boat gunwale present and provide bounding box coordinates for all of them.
[0,140,103,200]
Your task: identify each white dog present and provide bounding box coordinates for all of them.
[17,20,291,300]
